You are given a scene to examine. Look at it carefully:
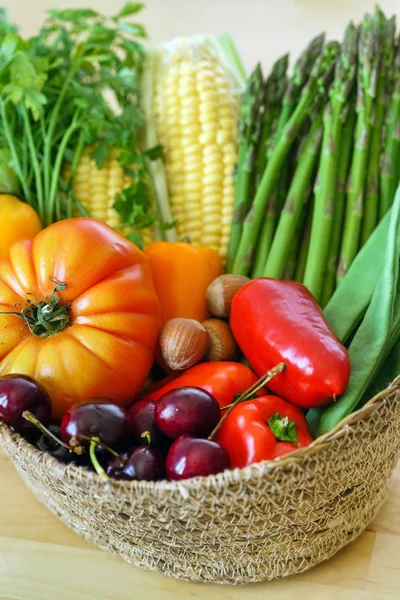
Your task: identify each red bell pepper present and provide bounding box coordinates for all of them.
[230,278,351,409]
[215,395,313,468]
[142,362,259,409]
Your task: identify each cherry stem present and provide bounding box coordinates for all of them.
[89,439,108,481]
[22,411,84,455]
[141,430,151,446]
[208,362,286,441]
[72,435,122,459]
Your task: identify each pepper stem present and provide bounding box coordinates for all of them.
[208,362,286,440]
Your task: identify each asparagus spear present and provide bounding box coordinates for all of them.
[274,33,325,145]
[254,54,289,186]
[282,195,312,280]
[226,64,264,271]
[303,22,358,303]
[380,33,400,219]
[338,15,380,283]
[262,113,323,279]
[295,199,313,283]
[321,98,357,306]
[256,37,324,268]
[361,11,395,245]
[232,42,340,276]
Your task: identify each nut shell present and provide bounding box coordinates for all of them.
[206,274,250,318]
[160,318,210,371]
[202,318,240,362]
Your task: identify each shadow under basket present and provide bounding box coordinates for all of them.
[0,381,399,585]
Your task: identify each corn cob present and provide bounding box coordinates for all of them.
[66,148,153,247]
[150,36,246,259]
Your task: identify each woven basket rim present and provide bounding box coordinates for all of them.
[1,377,399,493]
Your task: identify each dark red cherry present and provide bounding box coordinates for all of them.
[155,387,220,439]
[37,423,76,463]
[127,400,168,448]
[60,400,128,448]
[0,375,51,438]
[106,446,165,481]
[166,436,230,481]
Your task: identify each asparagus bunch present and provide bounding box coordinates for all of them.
[227,5,399,301]
[303,22,358,303]
[250,36,325,279]
[227,64,264,271]
[254,54,289,185]
[263,112,323,279]
[361,13,396,244]
[232,41,339,276]
[337,14,380,282]
[380,33,400,218]
[321,98,357,306]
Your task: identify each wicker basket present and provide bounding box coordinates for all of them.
[0,380,399,585]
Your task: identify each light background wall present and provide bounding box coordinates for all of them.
[3,0,400,74]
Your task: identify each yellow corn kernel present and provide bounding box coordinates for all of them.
[66,148,153,247]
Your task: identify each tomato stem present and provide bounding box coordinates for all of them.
[0,278,71,338]
[208,362,286,440]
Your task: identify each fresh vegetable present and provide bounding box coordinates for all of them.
[380,33,400,219]
[317,185,400,435]
[147,35,246,258]
[321,96,356,305]
[215,395,313,468]
[64,148,155,248]
[263,113,323,279]
[361,14,395,245]
[0,194,42,260]
[142,362,259,410]
[0,4,164,244]
[324,210,391,343]
[144,241,222,325]
[231,42,339,275]
[230,279,351,409]
[303,22,358,303]
[338,12,381,282]
[227,63,264,270]
[0,218,160,418]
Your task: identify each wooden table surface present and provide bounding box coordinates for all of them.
[0,451,398,600]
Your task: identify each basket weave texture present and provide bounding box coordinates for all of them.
[0,381,399,585]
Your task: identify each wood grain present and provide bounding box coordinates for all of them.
[0,452,398,600]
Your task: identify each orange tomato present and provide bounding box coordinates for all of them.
[0,218,161,418]
[0,195,42,261]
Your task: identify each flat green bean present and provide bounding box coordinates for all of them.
[318,186,400,435]
[324,210,391,343]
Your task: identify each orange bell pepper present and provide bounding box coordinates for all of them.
[144,242,222,325]
[0,195,41,261]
